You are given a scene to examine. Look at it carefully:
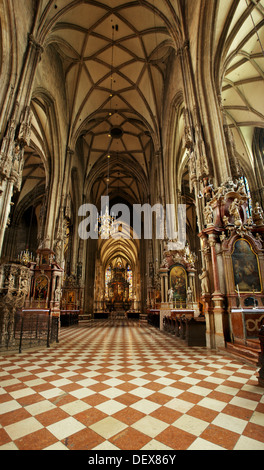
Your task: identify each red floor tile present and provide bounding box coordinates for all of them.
[200,424,240,450]
[109,427,151,450]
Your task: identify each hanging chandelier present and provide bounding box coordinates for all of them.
[97,20,119,239]
[97,203,116,238]
[18,248,34,265]
[96,151,116,238]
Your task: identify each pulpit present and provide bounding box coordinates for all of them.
[0,252,62,352]
[30,248,63,317]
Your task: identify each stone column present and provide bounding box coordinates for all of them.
[209,233,226,349]
[187,270,200,316]
[164,274,169,303]
[0,33,43,258]
[199,232,216,349]
[0,178,14,255]
[159,268,170,331]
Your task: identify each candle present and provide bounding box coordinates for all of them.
[236,284,240,296]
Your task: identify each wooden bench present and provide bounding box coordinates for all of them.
[60,310,79,326]
[164,313,206,346]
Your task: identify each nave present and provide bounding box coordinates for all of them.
[0,320,263,451]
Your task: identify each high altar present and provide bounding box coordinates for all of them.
[106,264,131,312]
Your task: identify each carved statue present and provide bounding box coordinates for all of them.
[199,268,209,294]
[202,177,214,202]
[203,203,214,226]
[220,231,226,242]
[168,287,174,302]
[222,215,229,226]
[161,257,169,269]
[7,274,15,290]
[19,278,29,297]
[55,287,62,302]
[187,286,193,303]
[188,150,196,176]
[252,202,264,226]
[215,183,226,199]
[229,198,242,226]
[54,239,63,264]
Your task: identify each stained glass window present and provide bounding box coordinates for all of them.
[105,266,112,297]
[240,176,252,217]
[127,265,133,299]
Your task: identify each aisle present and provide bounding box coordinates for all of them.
[0,320,263,450]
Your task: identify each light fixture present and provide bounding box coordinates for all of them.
[18,249,34,265]
[97,205,116,238]
[97,154,116,238]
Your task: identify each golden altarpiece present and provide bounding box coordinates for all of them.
[154,177,264,357]
[199,179,264,354]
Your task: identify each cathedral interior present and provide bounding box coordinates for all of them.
[0,0,264,452]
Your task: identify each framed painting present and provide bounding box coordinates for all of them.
[232,239,261,293]
[170,264,187,302]
[68,291,75,303]
[34,275,49,300]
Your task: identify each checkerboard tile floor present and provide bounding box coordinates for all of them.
[0,319,264,450]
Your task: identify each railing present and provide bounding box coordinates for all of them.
[148,309,160,328]
[0,309,59,353]
[60,310,79,327]
[258,323,264,387]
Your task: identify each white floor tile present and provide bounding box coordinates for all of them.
[0,400,22,414]
[229,396,258,410]
[89,416,127,439]
[234,435,264,450]
[5,417,43,440]
[47,417,85,440]
[60,399,91,415]
[25,400,56,416]
[212,413,247,434]
[188,437,225,450]
[172,414,208,436]
[132,415,169,438]
[130,398,161,414]
[95,399,126,415]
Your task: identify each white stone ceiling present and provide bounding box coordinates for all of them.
[216,0,264,167]
[28,1,264,205]
[41,0,178,205]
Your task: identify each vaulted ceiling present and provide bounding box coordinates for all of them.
[27,1,264,207]
[41,0,180,205]
[215,0,264,168]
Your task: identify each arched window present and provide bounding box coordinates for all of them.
[240,176,252,217]
[105,265,112,297]
[127,265,133,299]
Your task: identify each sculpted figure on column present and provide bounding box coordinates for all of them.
[199,268,210,294]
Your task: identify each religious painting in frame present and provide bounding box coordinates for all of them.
[67,291,75,303]
[34,275,49,300]
[170,264,187,302]
[232,239,261,293]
